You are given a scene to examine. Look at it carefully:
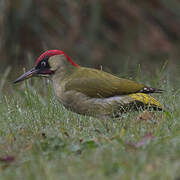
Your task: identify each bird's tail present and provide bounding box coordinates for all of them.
[139,87,164,94]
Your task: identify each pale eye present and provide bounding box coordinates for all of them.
[41,61,46,68]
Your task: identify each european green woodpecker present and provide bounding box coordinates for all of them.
[14,50,163,118]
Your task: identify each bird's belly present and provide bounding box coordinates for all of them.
[55,89,138,118]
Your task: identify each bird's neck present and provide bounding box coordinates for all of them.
[54,65,76,82]
[49,55,78,82]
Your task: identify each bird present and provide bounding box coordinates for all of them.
[14,50,163,118]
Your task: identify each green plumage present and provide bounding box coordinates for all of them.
[65,67,145,98]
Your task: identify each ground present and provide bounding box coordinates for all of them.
[0,75,179,180]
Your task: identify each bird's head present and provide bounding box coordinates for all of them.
[14,50,79,83]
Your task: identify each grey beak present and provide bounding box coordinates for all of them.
[14,68,39,83]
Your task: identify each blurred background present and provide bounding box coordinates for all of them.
[0,0,180,84]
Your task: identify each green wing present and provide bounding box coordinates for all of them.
[65,67,146,98]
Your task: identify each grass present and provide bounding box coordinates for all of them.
[0,74,179,180]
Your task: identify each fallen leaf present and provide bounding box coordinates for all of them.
[135,133,154,147]
[136,110,157,122]
[0,155,15,163]
[125,133,154,150]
